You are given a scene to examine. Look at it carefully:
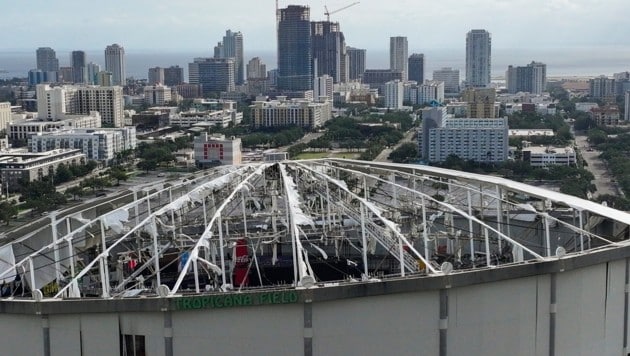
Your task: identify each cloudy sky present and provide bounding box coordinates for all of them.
[2,0,628,53]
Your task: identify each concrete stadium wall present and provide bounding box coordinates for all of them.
[1,248,630,356]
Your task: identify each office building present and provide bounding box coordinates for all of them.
[277,5,312,91]
[311,21,348,83]
[222,30,244,85]
[390,37,408,81]
[194,133,242,167]
[71,51,86,83]
[188,58,235,96]
[590,105,621,126]
[28,70,56,85]
[9,112,102,140]
[144,85,173,106]
[418,80,445,105]
[58,67,74,83]
[465,29,491,87]
[433,67,460,95]
[96,71,113,86]
[408,54,425,83]
[314,75,334,101]
[522,146,577,167]
[362,70,404,94]
[148,67,165,85]
[104,44,126,86]
[36,84,124,127]
[163,66,184,86]
[29,127,136,162]
[590,76,616,100]
[0,150,86,191]
[36,47,59,72]
[384,80,404,110]
[506,61,547,94]
[251,97,331,128]
[347,47,366,81]
[174,84,202,99]
[462,88,496,118]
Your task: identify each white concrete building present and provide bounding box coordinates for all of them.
[0,102,11,133]
[314,75,334,102]
[193,133,242,166]
[251,97,332,129]
[384,80,404,110]
[36,84,124,127]
[104,44,125,86]
[465,29,491,88]
[418,80,445,105]
[8,112,102,140]
[522,145,577,167]
[170,109,242,128]
[426,116,509,163]
[29,127,136,162]
[432,67,460,95]
[0,149,86,191]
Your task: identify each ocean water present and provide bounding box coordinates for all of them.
[1,46,629,80]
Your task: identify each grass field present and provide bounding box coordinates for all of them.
[293,152,330,160]
[330,152,360,159]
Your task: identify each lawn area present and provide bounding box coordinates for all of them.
[330,152,360,159]
[293,152,330,160]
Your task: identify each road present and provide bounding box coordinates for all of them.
[574,134,621,198]
[374,129,417,162]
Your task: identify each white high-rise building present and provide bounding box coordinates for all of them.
[216,30,244,85]
[433,67,460,95]
[314,75,333,101]
[384,80,404,110]
[418,80,445,105]
[246,57,267,80]
[0,102,11,133]
[36,84,124,127]
[104,44,126,86]
[390,37,408,81]
[465,29,491,88]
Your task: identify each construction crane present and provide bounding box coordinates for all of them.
[324,2,360,22]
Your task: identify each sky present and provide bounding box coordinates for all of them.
[2,0,629,54]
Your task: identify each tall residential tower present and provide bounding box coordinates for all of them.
[104,44,126,86]
[390,37,408,81]
[465,29,491,88]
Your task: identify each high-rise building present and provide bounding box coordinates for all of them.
[213,42,224,58]
[384,80,404,110]
[433,67,460,95]
[465,29,491,88]
[390,37,408,81]
[28,70,56,85]
[36,84,125,127]
[314,75,334,101]
[408,54,424,83]
[347,47,366,81]
[251,97,331,128]
[222,30,244,85]
[362,70,403,94]
[148,67,165,85]
[71,51,86,83]
[311,21,347,83]
[163,66,184,86]
[104,44,126,86]
[96,71,113,86]
[277,5,312,91]
[418,80,445,105]
[58,67,74,83]
[86,62,101,85]
[506,61,547,94]
[589,76,616,100]
[0,102,11,133]
[625,91,630,121]
[36,47,59,72]
[462,88,496,118]
[246,57,267,80]
[188,58,235,96]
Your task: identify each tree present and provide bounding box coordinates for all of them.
[65,186,85,201]
[137,160,158,173]
[54,163,74,184]
[0,202,17,226]
[109,167,128,185]
[388,143,418,163]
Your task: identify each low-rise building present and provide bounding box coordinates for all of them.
[575,102,599,112]
[591,105,621,126]
[251,97,332,129]
[8,112,102,140]
[522,145,576,167]
[170,101,242,128]
[0,149,86,191]
[28,127,136,162]
[193,133,242,167]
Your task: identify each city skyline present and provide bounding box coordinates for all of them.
[1,0,628,53]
